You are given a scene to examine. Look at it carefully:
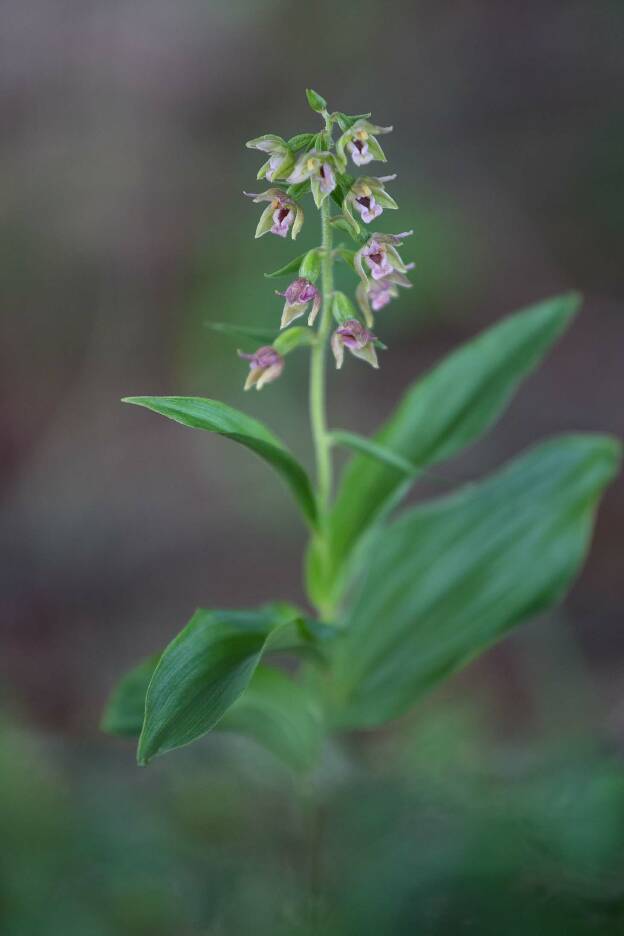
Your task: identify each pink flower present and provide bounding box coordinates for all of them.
[275,278,321,329]
[355,232,413,287]
[331,319,379,370]
[243,189,304,240]
[238,346,284,391]
[336,119,393,168]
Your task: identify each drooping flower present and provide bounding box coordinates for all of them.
[355,231,413,283]
[275,278,321,329]
[243,189,304,240]
[287,151,337,208]
[238,346,284,391]
[336,119,393,168]
[356,268,414,326]
[343,175,398,230]
[246,134,295,182]
[331,319,379,370]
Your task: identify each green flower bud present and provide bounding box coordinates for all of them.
[332,291,358,325]
[299,248,322,282]
[306,88,327,113]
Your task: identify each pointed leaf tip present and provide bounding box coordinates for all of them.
[120,396,318,528]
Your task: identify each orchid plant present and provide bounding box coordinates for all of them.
[103,89,620,775]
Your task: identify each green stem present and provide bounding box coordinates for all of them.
[309,199,334,615]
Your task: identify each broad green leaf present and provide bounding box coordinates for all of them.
[103,657,324,771]
[315,293,581,604]
[137,605,307,764]
[329,430,417,475]
[219,666,324,771]
[205,321,276,345]
[333,434,621,728]
[264,252,308,279]
[123,397,317,528]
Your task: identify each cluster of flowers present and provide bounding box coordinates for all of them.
[239,107,413,390]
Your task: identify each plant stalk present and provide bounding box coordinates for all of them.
[309,199,334,618]
[310,199,334,522]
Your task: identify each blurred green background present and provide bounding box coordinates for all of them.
[1,1,623,933]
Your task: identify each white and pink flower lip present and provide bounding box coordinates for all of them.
[363,239,395,279]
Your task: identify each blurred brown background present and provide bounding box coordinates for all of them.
[1,0,622,748]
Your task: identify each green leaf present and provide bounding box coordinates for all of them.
[101,654,159,737]
[333,434,621,728]
[329,430,417,475]
[306,88,327,113]
[264,252,308,279]
[318,293,582,603]
[219,666,324,771]
[104,653,326,771]
[205,321,277,345]
[137,605,307,764]
[123,397,317,528]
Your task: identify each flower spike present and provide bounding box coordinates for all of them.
[275,278,321,329]
[244,189,304,239]
[331,319,379,370]
[238,346,284,390]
